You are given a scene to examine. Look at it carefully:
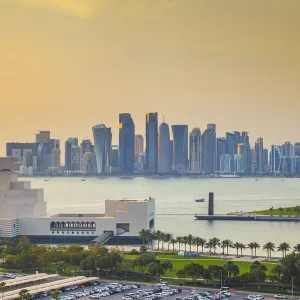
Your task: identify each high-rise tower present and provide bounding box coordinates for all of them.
[145,113,158,173]
[201,124,216,174]
[158,122,170,174]
[171,125,188,173]
[119,113,135,174]
[189,128,201,172]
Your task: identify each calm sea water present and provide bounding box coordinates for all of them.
[25,177,300,256]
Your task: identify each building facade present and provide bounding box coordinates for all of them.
[201,124,216,174]
[119,113,135,174]
[158,122,170,174]
[92,124,112,174]
[145,113,158,173]
[189,128,201,172]
[135,135,144,156]
[216,137,227,172]
[270,145,282,173]
[171,125,188,173]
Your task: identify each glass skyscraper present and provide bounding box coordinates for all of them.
[171,125,188,173]
[201,124,216,174]
[158,122,170,174]
[119,113,135,174]
[145,112,158,173]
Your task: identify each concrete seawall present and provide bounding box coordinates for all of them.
[194,214,300,222]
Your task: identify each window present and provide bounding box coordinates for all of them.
[82,232,84,234]
[72,232,74,234]
[52,231,54,234]
[149,218,154,228]
[77,232,79,234]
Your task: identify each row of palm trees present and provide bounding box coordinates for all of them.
[139,229,296,258]
[268,205,300,216]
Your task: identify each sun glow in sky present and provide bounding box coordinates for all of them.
[0,0,300,154]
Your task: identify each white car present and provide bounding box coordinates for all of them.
[274,295,287,299]
[222,292,231,297]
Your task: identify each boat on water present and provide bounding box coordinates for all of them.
[44,179,50,182]
[81,179,86,181]
[195,198,205,203]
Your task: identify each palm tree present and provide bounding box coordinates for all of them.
[0,282,7,300]
[286,207,292,217]
[199,238,207,253]
[176,236,183,252]
[294,244,300,253]
[164,233,173,251]
[155,230,163,250]
[263,242,275,259]
[239,243,246,256]
[187,234,194,253]
[161,232,166,250]
[248,242,255,258]
[19,290,31,300]
[269,206,274,216]
[139,229,147,244]
[294,206,300,217]
[253,242,260,258]
[233,242,240,257]
[278,207,283,217]
[183,236,189,252]
[221,239,233,256]
[277,242,290,257]
[193,237,203,253]
[170,238,177,252]
[209,237,220,254]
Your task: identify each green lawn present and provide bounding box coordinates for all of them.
[124,253,276,276]
[251,206,300,216]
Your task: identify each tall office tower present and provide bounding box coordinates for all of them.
[51,148,61,168]
[270,145,282,173]
[81,139,93,154]
[145,113,158,173]
[71,145,81,171]
[216,137,227,172]
[135,134,144,156]
[255,137,264,173]
[241,132,251,174]
[111,145,119,171]
[201,124,216,174]
[189,128,201,172]
[263,148,269,172]
[220,154,232,173]
[92,124,112,174]
[81,152,97,175]
[158,122,170,174]
[65,138,78,170]
[226,132,237,173]
[36,131,51,143]
[171,125,188,173]
[169,140,173,170]
[236,143,244,172]
[119,113,135,174]
[294,143,300,156]
[281,141,294,157]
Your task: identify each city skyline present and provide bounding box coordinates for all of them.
[1,0,300,156]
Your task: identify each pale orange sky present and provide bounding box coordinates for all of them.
[1,0,300,155]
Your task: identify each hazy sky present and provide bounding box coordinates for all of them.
[1,0,300,155]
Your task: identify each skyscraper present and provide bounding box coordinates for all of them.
[158,122,170,174]
[135,134,144,156]
[71,145,81,171]
[171,125,188,173]
[270,145,282,173]
[145,112,158,173]
[201,124,216,174]
[216,137,227,172]
[189,128,201,172]
[226,132,237,173]
[241,132,251,174]
[119,113,135,174]
[92,124,112,174]
[255,137,264,173]
[263,148,269,172]
[81,139,93,154]
[65,138,78,170]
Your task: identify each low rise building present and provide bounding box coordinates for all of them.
[0,157,155,244]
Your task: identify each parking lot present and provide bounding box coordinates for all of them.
[39,281,285,300]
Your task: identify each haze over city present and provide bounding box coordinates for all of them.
[1,0,300,155]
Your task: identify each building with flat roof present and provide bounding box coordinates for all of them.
[0,157,155,244]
